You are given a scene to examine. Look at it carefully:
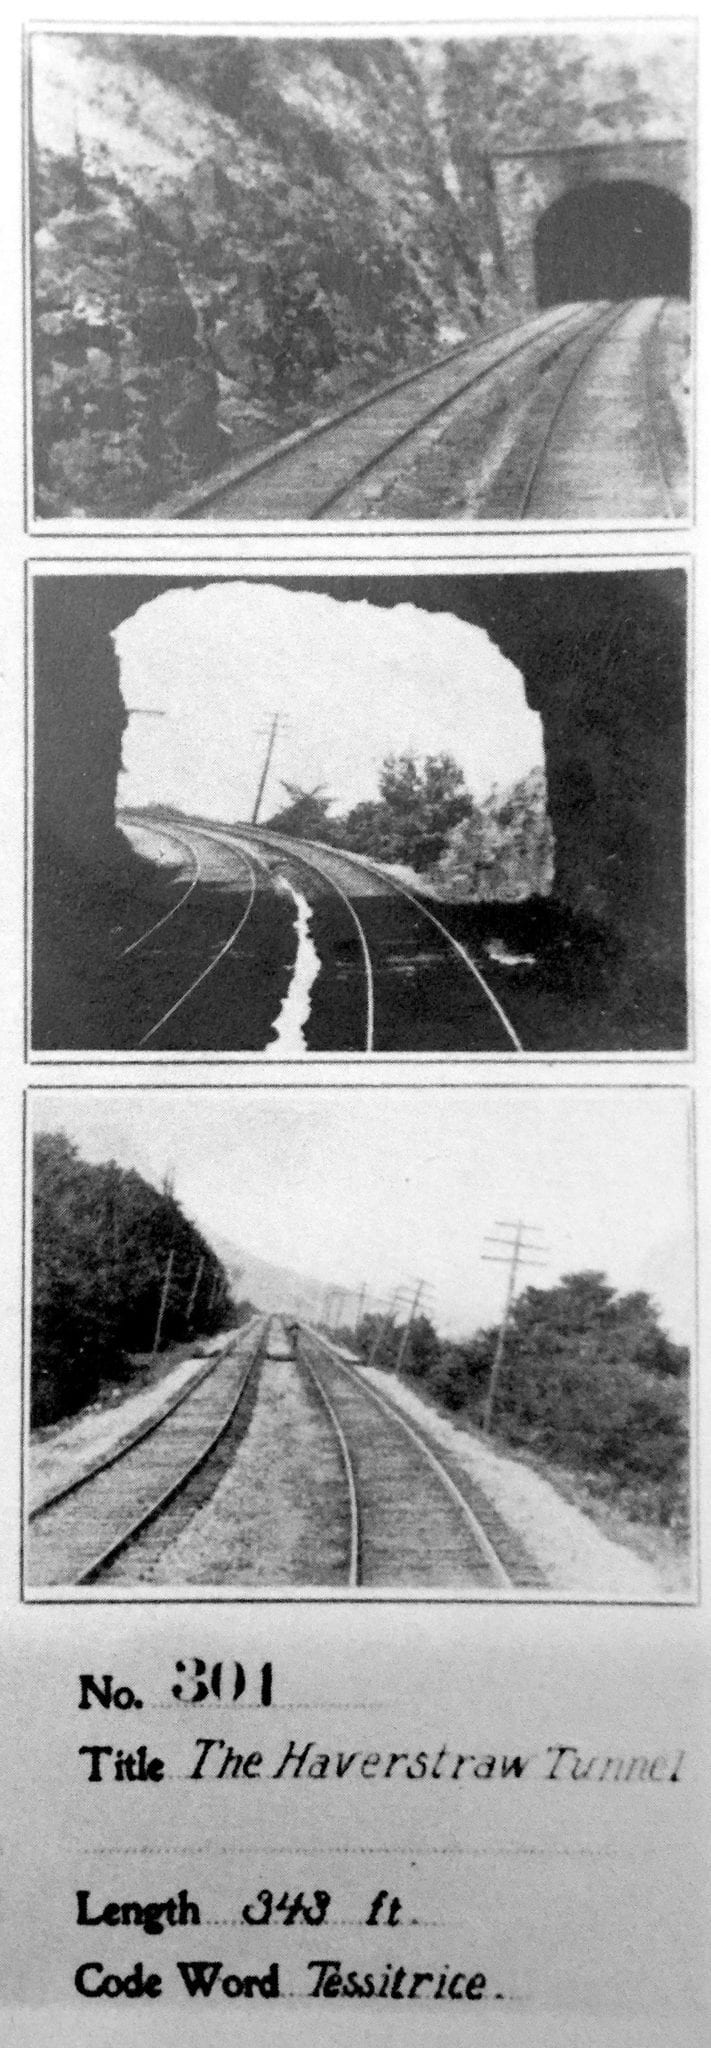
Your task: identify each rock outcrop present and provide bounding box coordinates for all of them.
[30,30,693,514]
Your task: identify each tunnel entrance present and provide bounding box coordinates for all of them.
[534,181,690,305]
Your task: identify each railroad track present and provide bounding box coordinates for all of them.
[27,1314,538,1590]
[135,842,259,1049]
[299,1329,521,1589]
[26,1323,265,1587]
[244,826,522,1054]
[120,813,263,1049]
[243,828,375,1050]
[121,821,201,959]
[496,295,678,522]
[120,812,373,1052]
[157,301,602,522]
[639,299,680,521]
[119,814,523,1054]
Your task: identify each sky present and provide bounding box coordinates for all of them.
[33,1090,694,1344]
[115,581,543,825]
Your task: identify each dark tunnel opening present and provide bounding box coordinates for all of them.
[534,181,691,306]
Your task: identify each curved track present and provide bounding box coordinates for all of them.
[244,826,523,1054]
[120,813,265,1049]
[241,828,376,1051]
[136,841,259,1049]
[27,1326,264,1587]
[122,813,377,1053]
[121,823,202,958]
[161,302,603,521]
[119,813,523,1054]
[299,1329,515,1589]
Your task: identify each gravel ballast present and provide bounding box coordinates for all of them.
[28,1337,238,1512]
[125,1359,350,1586]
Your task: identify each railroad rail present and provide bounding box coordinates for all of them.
[119,813,523,1055]
[299,1328,516,1589]
[120,813,376,1053]
[27,1314,540,1590]
[243,828,375,1051]
[121,821,202,959]
[639,299,679,521]
[157,301,603,522]
[516,300,635,516]
[27,1323,265,1587]
[244,826,522,1054]
[500,296,678,521]
[135,839,260,1049]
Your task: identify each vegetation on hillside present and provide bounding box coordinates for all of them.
[266,751,555,900]
[336,1270,689,1533]
[31,1132,234,1427]
[31,32,692,513]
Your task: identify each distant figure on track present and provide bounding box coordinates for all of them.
[286,1321,300,1359]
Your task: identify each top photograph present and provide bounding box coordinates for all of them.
[26,25,694,527]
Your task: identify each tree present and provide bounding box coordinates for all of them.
[434,766,554,901]
[337,751,473,871]
[399,1312,442,1380]
[354,1311,401,1372]
[31,1132,234,1427]
[377,751,473,868]
[265,783,335,839]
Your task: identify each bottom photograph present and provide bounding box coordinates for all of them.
[24,1086,694,1602]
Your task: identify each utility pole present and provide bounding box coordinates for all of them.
[251,713,280,825]
[481,1221,548,1434]
[153,1247,175,1356]
[185,1255,205,1330]
[394,1279,426,1375]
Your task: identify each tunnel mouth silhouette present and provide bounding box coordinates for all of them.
[535,180,690,305]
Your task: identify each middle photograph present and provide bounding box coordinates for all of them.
[30,562,687,1058]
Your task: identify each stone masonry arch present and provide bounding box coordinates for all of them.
[488,140,690,305]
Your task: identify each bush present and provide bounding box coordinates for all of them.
[356,1271,689,1531]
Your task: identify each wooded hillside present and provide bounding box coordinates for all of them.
[31,1132,233,1426]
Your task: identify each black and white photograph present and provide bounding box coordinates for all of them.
[0,0,709,2037]
[30,565,688,1058]
[25,1087,695,1600]
[27,25,693,525]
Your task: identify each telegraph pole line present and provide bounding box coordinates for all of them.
[153,1247,175,1356]
[481,1221,548,1434]
[251,713,280,825]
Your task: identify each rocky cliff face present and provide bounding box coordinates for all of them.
[30,30,693,515]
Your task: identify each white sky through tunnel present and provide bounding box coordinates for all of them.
[115,582,543,822]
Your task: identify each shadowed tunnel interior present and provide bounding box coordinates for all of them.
[535,181,691,305]
[32,571,686,1051]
